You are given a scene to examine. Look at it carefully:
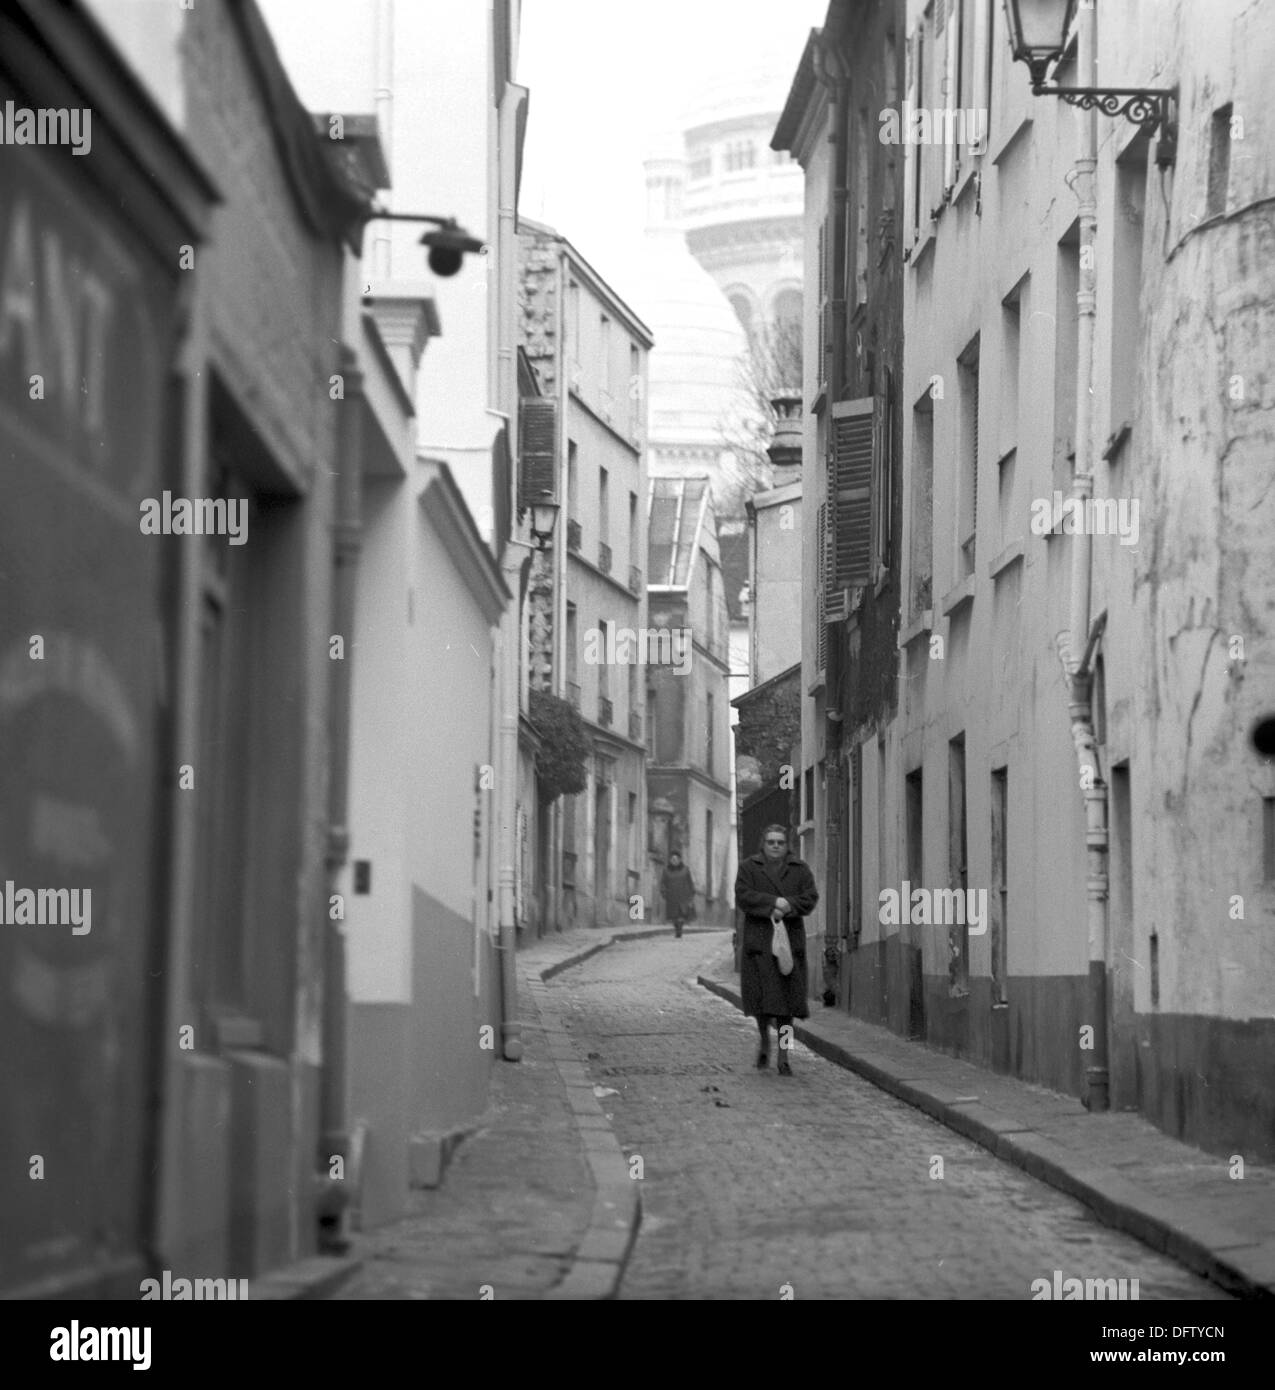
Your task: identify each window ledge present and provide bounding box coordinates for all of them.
[940,574,976,617]
[807,668,826,696]
[1103,421,1132,464]
[898,609,934,649]
[992,112,1033,167]
[988,539,1025,579]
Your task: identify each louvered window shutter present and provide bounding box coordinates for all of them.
[518,397,558,510]
[817,218,829,386]
[904,28,920,244]
[816,500,828,672]
[830,398,876,590]
[943,0,959,195]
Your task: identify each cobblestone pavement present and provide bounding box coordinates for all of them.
[552,931,1229,1301]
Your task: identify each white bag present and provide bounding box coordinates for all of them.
[771,913,794,976]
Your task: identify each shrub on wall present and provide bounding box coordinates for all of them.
[529,688,590,802]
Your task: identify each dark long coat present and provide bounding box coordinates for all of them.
[734,852,819,1020]
[660,863,696,919]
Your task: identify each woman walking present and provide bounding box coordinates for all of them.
[734,825,819,1075]
[660,851,696,939]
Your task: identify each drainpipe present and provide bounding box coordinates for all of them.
[494,81,525,1063]
[816,34,852,971]
[1059,3,1110,1113]
[318,344,363,1240]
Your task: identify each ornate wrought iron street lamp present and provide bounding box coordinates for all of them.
[1003,0,1176,159]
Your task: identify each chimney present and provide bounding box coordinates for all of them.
[766,391,803,488]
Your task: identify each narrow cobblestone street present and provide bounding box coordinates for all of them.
[551,931,1229,1301]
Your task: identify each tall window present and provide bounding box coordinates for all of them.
[1000,278,1025,547]
[629,344,641,433]
[704,809,714,901]
[598,466,609,542]
[1207,104,1233,217]
[705,691,715,777]
[599,313,612,397]
[991,765,1008,1004]
[958,338,980,578]
[567,440,578,520]
[628,490,638,569]
[1110,141,1148,456]
[723,139,755,172]
[911,389,935,615]
[689,146,711,180]
[565,603,578,701]
[1055,222,1081,495]
[948,734,968,995]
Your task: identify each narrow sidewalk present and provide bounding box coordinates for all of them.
[322,922,678,1300]
[698,952,1275,1299]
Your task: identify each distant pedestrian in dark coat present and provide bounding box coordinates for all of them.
[734,825,818,1075]
[660,852,696,939]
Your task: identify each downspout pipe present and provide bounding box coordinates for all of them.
[1060,2,1110,1114]
[816,34,852,970]
[318,344,363,1243]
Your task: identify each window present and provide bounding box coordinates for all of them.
[566,604,579,700]
[999,279,1024,548]
[628,490,638,568]
[629,344,641,433]
[723,140,755,172]
[568,281,581,364]
[991,766,1008,1004]
[600,313,612,397]
[911,389,935,614]
[1055,222,1080,495]
[875,369,896,575]
[1110,139,1148,455]
[957,338,980,578]
[567,440,578,520]
[597,616,610,704]
[704,809,714,901]
[598,466,609,542]
[850,743,863,945]
[906,21,926,241]
[815,499,829,673]
[1207,103,1233,217]
[853,108,869,307]
[829,397,875,597]
[772,288,803,381]
[948,734,968,995]
[804,765,815,824]
[905,767,924,887]
[705,692,715,777]
[689,147,711,180]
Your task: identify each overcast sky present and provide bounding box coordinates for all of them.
[517,0,826,308]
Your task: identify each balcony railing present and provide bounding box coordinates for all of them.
[628,564,642,596]
[628,709,642,741]
[567,517,582,553]
[598,696,613,728]
[598,540,612,574]
[567,681,581,709]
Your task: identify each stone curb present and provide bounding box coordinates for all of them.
[525,937,649,1300]
[251,1254,363,1301]
[698,972,1275,1301]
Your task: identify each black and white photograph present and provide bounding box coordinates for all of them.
[0,0,1270,1360]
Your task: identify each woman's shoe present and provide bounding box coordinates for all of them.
[755,1048,769,1069]
[777,1058,792,1076]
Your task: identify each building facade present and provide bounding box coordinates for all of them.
[779,0,1275,1160]
[647,478,736,924]
[518,219,654,930]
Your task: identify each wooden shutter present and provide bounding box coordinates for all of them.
[817,217,829,386]
[829,397,876,590]
[942,0,959,196]
[815,500,828,672]
[518,397,558,510]
[904,27,920,246]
